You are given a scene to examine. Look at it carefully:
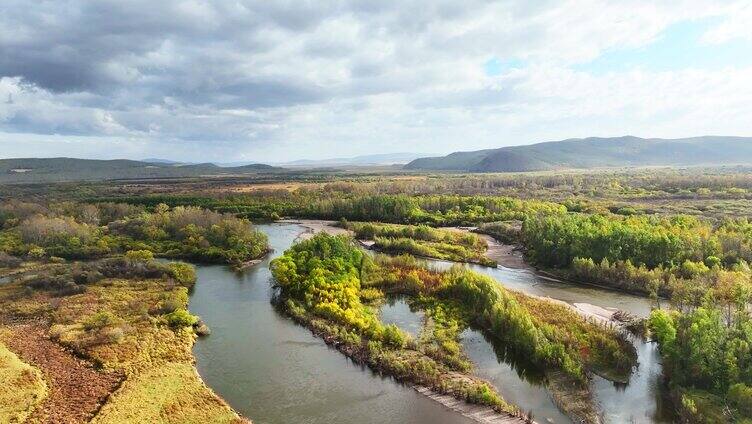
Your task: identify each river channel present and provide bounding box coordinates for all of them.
[190,223,674,423]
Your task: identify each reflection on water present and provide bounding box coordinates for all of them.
[190,224,474,424]
[593,335,674,423]
[377,297,571,423]
[379,298,423,338]
[191,224,674,424]
[461,328,570,424]
[420,258,674,423]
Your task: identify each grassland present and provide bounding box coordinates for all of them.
[0,339,47,423]
[0,257,246,423]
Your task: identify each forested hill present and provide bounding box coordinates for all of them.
[405,136,752,172]
[0,157,281,183]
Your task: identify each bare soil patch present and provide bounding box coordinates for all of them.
[1,323,123,424]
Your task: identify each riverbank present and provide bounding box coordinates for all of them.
[280,297,533,424]
[288,219,636,328]
[0,261,248,423]
[273,232,641,423]
[279,218,352,240]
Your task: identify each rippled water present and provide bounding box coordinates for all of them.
[422,258,674,423]
[190,224,474,424]
[190,223,674,423]
[379,298,424,337]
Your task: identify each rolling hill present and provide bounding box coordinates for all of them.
[405,136,752,172]
[0,158,281,183]
[277,152,435,167]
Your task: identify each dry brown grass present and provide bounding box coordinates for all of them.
[0,270,246,423]
[0,337,47,423]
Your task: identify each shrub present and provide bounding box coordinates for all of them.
[125,249,155,262]
[159,290,189,314]
[28,247,46,259]
[167,262,196,287]
[466,383,500,405]
[382,324,407,348]
[728,383,752,417]
[102,326,125,343]
[165,309,198,328]
[84,311,117,331]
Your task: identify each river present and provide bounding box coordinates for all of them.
[190,223,674,423]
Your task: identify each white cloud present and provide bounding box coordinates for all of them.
[701,1,752,44]
[0,0,750,161]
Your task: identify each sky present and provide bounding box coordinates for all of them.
[1,0,751,163]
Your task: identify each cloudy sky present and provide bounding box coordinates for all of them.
[1,1,751,162]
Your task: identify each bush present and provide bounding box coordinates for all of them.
[28,247,46,259]
[125,249,154,262]
[84,311,117,331]
[167,262,196,287]
[165,309,198,328]
[101,326,125,343]
[23,266,87,295]
[382,324,407,348]
[729,383,752,417]
[159,290,189,314]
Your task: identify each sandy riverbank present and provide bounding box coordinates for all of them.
[278,219,352,240]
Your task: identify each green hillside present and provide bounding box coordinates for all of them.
[405,136,752,172]
[0,158,280,183]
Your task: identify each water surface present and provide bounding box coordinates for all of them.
[190,224,474,424]
[379,298,423,338]
[191,224,673,423]
[424,259,673,423]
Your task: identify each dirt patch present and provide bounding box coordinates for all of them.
[222,182,319,193]
[465,232,530,270]
[1,323,123,424]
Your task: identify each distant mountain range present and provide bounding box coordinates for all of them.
[276,152,434,167]
[141,153,429,168]
[4,137,752,183]
[0,158,280,183]
[405,136,752,172]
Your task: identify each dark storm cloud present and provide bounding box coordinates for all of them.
[0,0,350,141]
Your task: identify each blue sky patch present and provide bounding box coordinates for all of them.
[484,57,524,76]
[574,18,752,74]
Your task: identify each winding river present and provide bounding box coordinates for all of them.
[190,223,674,423]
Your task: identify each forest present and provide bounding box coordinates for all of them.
[0,201,268,266]
[2,167,752,422]
[271,233,635,423]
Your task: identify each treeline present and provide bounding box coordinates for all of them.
[650,300,752,422]
[523,213,710,269]
[0,201,268,265]
[271,234,635,422]
[94,193,564,225]
[19,250,195,298]
[522,213,752,305]
[345,221,495,266]
[303,194,564,225]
